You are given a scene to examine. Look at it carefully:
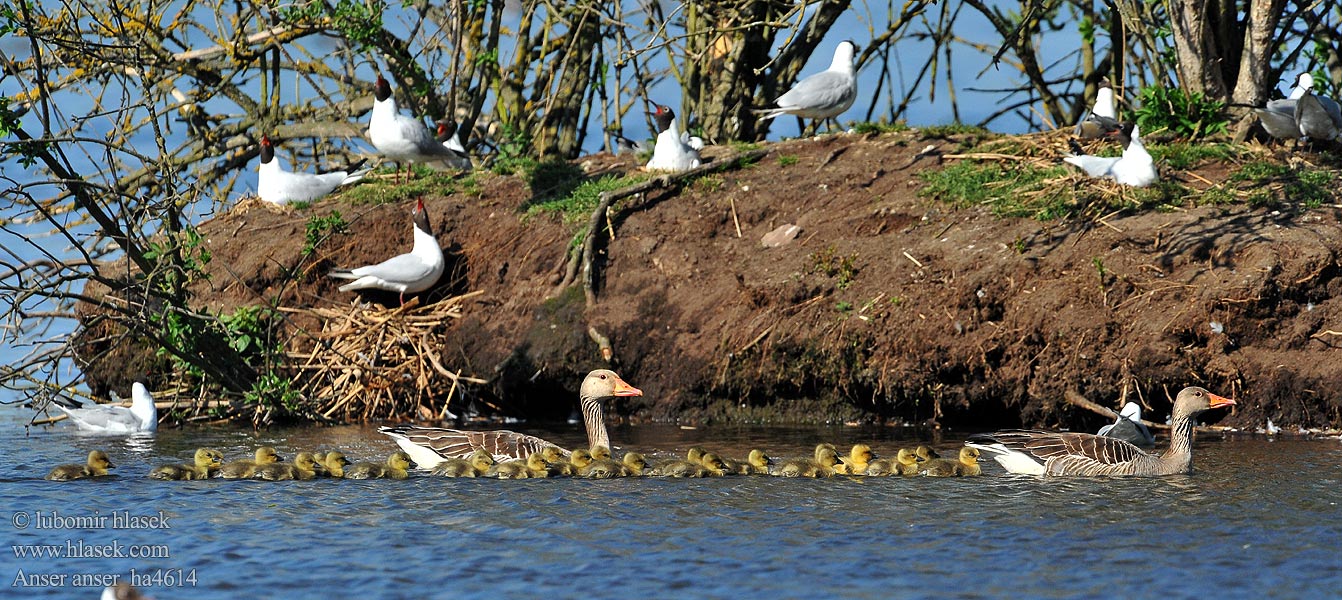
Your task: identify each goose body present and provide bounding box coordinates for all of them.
[1098,402,1156,448]
[149,448,223,480]
[775,444,840,478]
[968,387,1235,476]
[327,198,444,299]
[217,447,283,479]
[755,41,857,124]
[865,448,918,476]
[1063,122,1157,187]
[346,451,414,480]
[380,370,642,467]
[256,134,367,205]
[46,450,115,481]
[834,444,875,475]
[52,382,157,434]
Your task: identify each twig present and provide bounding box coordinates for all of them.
[729,197,742,238]
[587,326,613,361]
[902,251,925,268]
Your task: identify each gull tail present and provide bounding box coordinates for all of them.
[328,268,359,281]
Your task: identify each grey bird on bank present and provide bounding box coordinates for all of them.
[51,382,157,434]
[367,74,467,182]
[1097,402,1156,448]
[1294,87,1342,143]
[1254,72,1312,141]
[755,40,858,131]
[327,197,444,303]
[256,134,368,205]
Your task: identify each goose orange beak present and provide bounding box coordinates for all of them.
[1208,393,1236,409]
[612,378,643,397]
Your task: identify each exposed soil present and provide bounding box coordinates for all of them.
[78,130,1342,432]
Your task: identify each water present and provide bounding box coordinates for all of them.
[4,412,1341,599]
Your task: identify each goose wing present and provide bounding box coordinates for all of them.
[969,430,1148,475]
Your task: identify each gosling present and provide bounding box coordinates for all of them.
[346,451,415,480]
[149,448,224,480]
[46,450,115,481]
[217,446,283,479]
[253,452,320,481]
[431,449,495,477]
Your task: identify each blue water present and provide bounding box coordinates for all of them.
[4,411,1340,599]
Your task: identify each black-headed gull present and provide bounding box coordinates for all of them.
[1254,72,1312,140]
[328,197,444,303]
[1073,78,1120,138]
[53,382,157,434]
[645,102,702,173]
[605,128,647,155]
[1063,122,1157,187]
[256,135,368,205]
[1294,87,1342,142]
[367,74,466,182]
[435,120,473,170]
[1097,402,1155,448]
[755,40,858,130]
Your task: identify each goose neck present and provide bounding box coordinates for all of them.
[581,396,609,450]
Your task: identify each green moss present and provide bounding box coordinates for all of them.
[523,172,648,224]
[1150,142,1242,170]
[852,120,909,135]
[342,168,456,205]
[777,154,799,167]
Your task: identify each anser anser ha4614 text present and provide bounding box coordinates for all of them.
[379,369,643,468]
[967,386,1234,476]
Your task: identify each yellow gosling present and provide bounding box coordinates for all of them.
[915,446,940,462]
[149,448,224,480]
[569,449,594,471]
[775,444,840,478]
[488,453,549,479]
[253,452,319,481]
[699,451,729,477]
[835,444,876,475]
[723,449,772,475]
[431,449,495,477]
[321,451,351,478]
[346,451,415,480]
[539,446,577,476]
[217,447,283,479]
[921,447,981,477]
[590,445,613,461]
[46,450,115,481]
[622,452,648,476]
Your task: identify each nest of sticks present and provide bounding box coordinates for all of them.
[280,291,486,423]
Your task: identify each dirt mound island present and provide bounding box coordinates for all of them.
[78,129,1342,432]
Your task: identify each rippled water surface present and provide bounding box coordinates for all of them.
[4,411,1341,599]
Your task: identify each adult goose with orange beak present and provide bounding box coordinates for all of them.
[967,386,1235,476]
[380,370,642,468]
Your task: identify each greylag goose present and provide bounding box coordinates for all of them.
[1098,402,1155,448]
[379,369,643,468]
[52,382,157,434]
[46,450,115,481]
[834,444,876,475]
[149,448,224,480]
[217,446,283,479]
[920,447,981,477]
[346,451,415,480]
[967,386,1235,476]
[253,452,320,481]
[1073,78,1120,138]
[431,449,495,477]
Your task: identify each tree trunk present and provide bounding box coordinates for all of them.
[1168,0,1228,98]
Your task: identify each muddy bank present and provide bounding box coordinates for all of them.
[78,130,1342,431]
